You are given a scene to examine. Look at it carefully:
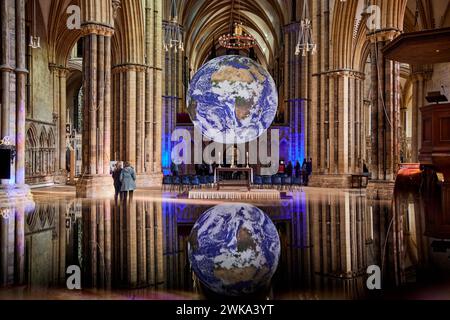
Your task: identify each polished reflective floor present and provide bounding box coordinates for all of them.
[0,185,449,300]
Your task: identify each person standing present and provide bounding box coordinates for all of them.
[170,161,179,177]
[294,161,301,178]
[302,159,308,185]
[112,161,123,203]
[286,161,293,177]
[120,161,136,203]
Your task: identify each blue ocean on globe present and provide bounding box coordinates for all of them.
[187,55,278,144]
[188,203,281,296]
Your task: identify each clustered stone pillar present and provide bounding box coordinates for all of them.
[0,0,32,204]
[367,31,401,198]
[283,23,309,165]
[112,64,146,174]
[309,68,365,188]
[162,20,184,174]
[0,1,12,161]
[76,24,113,197]
[142,0,163,185]
[49,65,70,183]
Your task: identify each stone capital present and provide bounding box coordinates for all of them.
[316,69,365,80]
[81,23,115,37]
[48,64,70,77]
[411,69,433,82]
[112,63,148,74]
[367,29,402,44]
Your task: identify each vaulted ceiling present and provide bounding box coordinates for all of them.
[168,0,291,71]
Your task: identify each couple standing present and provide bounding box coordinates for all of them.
[112,161,136,202]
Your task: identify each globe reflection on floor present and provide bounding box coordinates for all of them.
[187,55,278,144]
[187,203,281,297]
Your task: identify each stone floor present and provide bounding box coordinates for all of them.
[0,185,448,300]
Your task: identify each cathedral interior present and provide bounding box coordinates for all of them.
[0,0,450,300]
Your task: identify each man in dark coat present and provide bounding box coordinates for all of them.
[112,161,123,203]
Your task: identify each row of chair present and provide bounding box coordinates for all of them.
[162,174,309,192]
[162,175,216,192]
[253,174,307,190]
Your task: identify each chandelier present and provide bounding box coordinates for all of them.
[29,0,40,49]
[295,0,316,56]
[219,23,256,49]
[164,0,184,52]
[219,0,256,50]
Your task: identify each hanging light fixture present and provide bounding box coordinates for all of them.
[295,0,316,56]
[219,0,256,50]
[164,0,184,53]
[29,0,40,49]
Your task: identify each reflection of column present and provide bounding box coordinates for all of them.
[310,192,371,298]
[14,207,25,284]
[82,200,112,289]
[0,214,8,285]
[0,206,27,286]
[146,202,155,285]
[58,203,66,283]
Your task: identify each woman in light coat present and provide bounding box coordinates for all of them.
[120,161,136,201]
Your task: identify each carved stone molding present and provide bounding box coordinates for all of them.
[81,23,115,37]
[112,63,148,74]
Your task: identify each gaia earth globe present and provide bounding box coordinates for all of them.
[188,203,281,296]
[187,55,278,144]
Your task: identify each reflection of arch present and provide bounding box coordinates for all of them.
[26,204,56,233]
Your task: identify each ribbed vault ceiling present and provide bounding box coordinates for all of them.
[173,0,290,71]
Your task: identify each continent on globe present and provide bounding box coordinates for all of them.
[187,55,278,144]
[187,203,281,297]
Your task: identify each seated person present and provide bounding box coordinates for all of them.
[278,160,286,174]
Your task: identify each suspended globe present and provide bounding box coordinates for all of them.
[187,55,278,144]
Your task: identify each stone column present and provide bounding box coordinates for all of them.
[367,31,402,199]
[76,24,115,198]
[112,64,146,176]
[138,0,163,187]
[15,0,27,187]
[153,0,163,177]
[162,20,183,175]
[0,0,13,187]
[0,0,33,206]
[410,69,432,162]
[50,65,70,183]
[283,23,307,165]
[309,70,364,188]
